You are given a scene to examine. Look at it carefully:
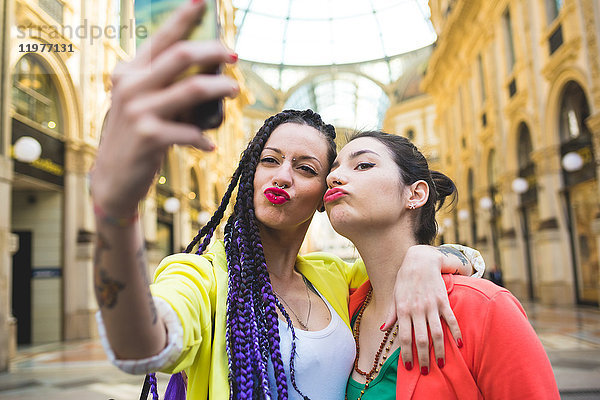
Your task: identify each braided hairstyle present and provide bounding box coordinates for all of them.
[349,130,457,244]
[186,109,336,399]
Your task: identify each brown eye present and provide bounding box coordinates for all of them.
[356,162,375,171]
[260,156,278,164]
[299,165,317,175]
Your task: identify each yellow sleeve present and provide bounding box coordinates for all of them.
[303,251,368,290]
[150,253,217,373]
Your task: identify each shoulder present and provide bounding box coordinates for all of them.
[445,274,511,300]
[300,251,348,270]
[444,275,524,318]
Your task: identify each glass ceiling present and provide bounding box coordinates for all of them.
[233,0,436,66]
[232,0,436,129]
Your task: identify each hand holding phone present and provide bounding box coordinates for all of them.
[135,0,224,130]
[92,1,238,218]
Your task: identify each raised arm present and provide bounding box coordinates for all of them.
[90,0,238,360]
[382,244,485,374]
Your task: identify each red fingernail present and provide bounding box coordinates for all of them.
[437,358,444,368]
[421,366,429,375]
[380,323,385,331]
[405,361,412,370]
[457,338,463,348]
[230,53,238,62]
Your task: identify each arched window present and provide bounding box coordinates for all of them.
[12,55,63,134]
[405,128,415,141]
[559,81,591,143]
[517,123,534,171]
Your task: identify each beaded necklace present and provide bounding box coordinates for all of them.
[347,287,399,400]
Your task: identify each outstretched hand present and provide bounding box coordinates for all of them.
[91,0,239,217]
[381,245,463,374]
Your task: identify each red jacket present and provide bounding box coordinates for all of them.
[349,275,560,399]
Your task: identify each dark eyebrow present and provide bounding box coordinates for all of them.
[350,149,380,159]
[263,146,283,155]
[262,147,323,168]
[332,149,380,169]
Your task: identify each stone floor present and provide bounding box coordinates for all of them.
[0,301,599,399]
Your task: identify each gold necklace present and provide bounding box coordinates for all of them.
[274,275,312,330]
[347,288,399,400]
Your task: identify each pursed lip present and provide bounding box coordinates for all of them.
[323,187,348,203]
[264,187,291,204]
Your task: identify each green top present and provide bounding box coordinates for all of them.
[346,312,399,400]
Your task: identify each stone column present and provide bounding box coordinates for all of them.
[586,112,600,305]
[0,157,14,372]
[531,146,574,305]
[63,143,97,339]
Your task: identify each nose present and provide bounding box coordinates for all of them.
[272,162,293,189]
[326,169,344,188]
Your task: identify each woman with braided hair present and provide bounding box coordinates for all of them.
[91,2,483,399]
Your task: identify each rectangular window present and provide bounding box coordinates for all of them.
[38,0,64,24]
[502,9,516,73]
[545,0,564,23]
[549,24,563,55]
[478,54,486,103]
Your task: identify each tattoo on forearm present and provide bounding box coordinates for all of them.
[137,246,158,325]
[94,234,125,308]
[94,233,110,268]
[95,269,126,308]
[437,246,469,267]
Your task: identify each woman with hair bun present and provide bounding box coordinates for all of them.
[90,3,484,399]
[325,131,559,399]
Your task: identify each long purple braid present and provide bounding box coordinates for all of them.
[165,110,337,400]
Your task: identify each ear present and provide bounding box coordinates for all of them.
[406,180,429,210]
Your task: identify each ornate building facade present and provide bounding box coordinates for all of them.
[424,0,600,306]
[0,0,250,371]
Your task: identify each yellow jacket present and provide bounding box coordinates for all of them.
[150,240,367,400]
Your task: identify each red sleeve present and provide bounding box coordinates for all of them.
[473,291,560,399]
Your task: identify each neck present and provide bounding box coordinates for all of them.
[350,222,417,315]
[259,221,311,282]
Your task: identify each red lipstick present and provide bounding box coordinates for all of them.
[264,187,291,205]
[323,188,348,203]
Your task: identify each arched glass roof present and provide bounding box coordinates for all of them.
[233,0,436,129]
[233,0,436,66]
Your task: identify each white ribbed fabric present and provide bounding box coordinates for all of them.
[96,296,183,374]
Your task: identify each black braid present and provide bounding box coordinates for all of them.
[184,110,336,399]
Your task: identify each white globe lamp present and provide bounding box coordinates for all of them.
[14,136,42,163]
[561,152,584,172]
[511,177,529,194]
[163,197,181,214]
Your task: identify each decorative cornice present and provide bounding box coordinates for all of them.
[541,38,582,82]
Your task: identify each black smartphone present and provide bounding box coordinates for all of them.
[134,0,224,130]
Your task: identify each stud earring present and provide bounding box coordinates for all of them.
[408,203,416,210]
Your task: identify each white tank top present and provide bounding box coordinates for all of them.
[267,287,356,399]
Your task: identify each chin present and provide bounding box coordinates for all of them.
[327,207,358,237]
